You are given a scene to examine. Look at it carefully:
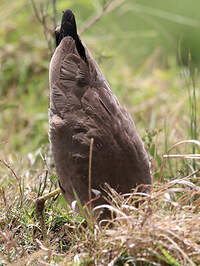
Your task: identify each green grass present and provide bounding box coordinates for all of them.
[0,0,200,265]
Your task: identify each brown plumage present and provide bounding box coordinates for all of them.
[49,10,151,209]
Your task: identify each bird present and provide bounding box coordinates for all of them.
[49,9,152,211]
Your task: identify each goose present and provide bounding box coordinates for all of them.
[49,9,152,211]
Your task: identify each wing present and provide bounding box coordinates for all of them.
[49,35,151,208]
[49,37,90,118]
[49,36,92,205]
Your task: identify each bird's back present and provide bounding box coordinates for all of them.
[49,10,151,208]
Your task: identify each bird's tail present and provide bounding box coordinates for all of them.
[60,9,78,41]
[56,9,87,63]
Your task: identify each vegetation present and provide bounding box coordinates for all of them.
[0,0,200,265]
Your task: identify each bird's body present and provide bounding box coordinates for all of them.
[49,10,151,208]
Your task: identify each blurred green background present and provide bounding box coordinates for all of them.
[0,0,199,163]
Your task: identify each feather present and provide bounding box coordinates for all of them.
[49,10,152,209]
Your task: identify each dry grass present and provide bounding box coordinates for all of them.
[60,176,200,265]
[0,153,200,265]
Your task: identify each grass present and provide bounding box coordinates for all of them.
[1,0,200,265]
[0,156,200,265]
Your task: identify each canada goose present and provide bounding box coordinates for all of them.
[49,10,152,210]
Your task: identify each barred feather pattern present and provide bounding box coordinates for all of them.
[49,36,151,207]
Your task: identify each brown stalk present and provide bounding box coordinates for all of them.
[80,0,125,34]
[0,159,23,206]
[88,138,94,204]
